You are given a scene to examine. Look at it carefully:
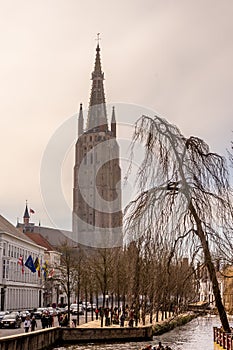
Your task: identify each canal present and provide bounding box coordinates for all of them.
[54,315,225,350]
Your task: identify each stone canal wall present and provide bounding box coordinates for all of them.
[62,325,152,343]
[0,326,153,350]
[0,327,60,350]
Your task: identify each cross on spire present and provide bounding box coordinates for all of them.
[96,33,101,46]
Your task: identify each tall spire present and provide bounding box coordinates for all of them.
[86,43,108,132]
[23,201,30,224]
[78,103,84,137]
[93,44,102,76]
[111,106,116,138]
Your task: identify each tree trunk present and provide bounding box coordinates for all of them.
[85,288,88,324]
[189,202,230,332]
[77,278,80,325]
[156,309,159,322]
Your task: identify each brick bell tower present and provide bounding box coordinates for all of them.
[72,43,122,248]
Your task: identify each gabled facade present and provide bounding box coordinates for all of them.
[0,215,44,311]
[17,206,74,307]
[24,232,65,307]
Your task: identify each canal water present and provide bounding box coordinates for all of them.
[54,315,225,350]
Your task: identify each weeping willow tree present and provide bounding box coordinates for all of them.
[125,115,233,332]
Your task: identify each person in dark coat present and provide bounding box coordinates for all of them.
[31,316,37,331]
[157,342,164,350]
[48,314,53,327]
[120,313,125,327]
[41,313,48,329]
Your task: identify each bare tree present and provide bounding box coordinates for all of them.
[125,115,233,332]
[89,248,114,326]
[108,247,127,316]
[53,241,79,323]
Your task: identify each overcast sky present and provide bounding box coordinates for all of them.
[1,0,233,230]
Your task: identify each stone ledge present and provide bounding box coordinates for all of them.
[0,325,153,350]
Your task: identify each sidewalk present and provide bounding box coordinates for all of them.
[76,315,154,328]
[77,319,120,328]
[77,310,187,327]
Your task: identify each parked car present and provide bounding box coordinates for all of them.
[77,305,84,315]
[0,313,21,328]
[33,307,48,319]
[70,303,77,311]
[47,307,57,316]
[70,303,84,315]
[91,303,97,311]
[0,311,9,321]
[19,310,30,321]
[83,302,96,311]
[8,311,20,316]
[56,307,66,315]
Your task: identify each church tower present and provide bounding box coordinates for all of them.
[72,43,122,248]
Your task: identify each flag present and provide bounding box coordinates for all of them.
[42,261,48,279]
[18,256,23,265]
[48,268,54,278]
[18,256,24,274]
[34,257,41,277]
[25,255,36,273]
[30,208,35,214]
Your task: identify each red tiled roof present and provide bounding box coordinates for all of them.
[24,232,55,251]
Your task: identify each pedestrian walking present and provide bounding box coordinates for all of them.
[41,313,48,329]
[48,314,53,327]
[120,313,125,327]
[95,308,99,320]
[24,316,31,332]
[156,342,164,350]
[59,314,63,326]
[31,316,37,331]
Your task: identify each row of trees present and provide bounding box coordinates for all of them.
[50,115,233,332]
[49,240,197,326]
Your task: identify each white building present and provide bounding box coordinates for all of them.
[199,265,224,309]
[0,214,44,311]
[17,204,75,307]
[23,230,64,306]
